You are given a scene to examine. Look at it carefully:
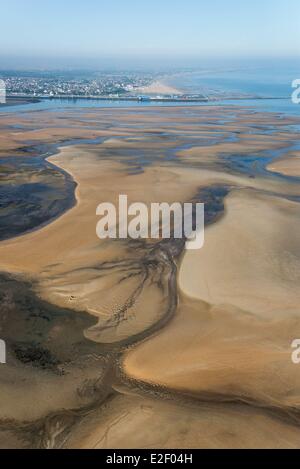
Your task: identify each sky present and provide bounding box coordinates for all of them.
[0,0,299,69]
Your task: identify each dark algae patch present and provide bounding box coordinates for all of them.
[0,273,100,370]
[0,150,76,241]
[13,343,62,373]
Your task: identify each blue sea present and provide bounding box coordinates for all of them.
[165,60,300,116]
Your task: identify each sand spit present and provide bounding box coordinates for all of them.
[179,189,300,317]
[267,151,300,177]
[135,80,182,96]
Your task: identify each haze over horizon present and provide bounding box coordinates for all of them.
[0,0,299,70]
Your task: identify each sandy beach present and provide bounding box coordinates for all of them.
[135,80,182,96]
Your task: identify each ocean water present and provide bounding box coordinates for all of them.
[165,60,300,116]
[167,66,298,98]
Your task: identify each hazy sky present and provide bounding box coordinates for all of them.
[0,0,299,68]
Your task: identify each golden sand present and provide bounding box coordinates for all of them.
[135,80,182,96]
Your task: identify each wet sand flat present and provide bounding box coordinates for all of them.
[1,105,300,448]
[66,394,300,449]
[124,191,300,406]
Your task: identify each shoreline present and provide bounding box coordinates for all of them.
[0,96,40,107]
[4,94,290,105]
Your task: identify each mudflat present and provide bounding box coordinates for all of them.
[0,105,300,448]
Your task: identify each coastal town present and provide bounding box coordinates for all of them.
[3,71,150,97]
[0,70,207,102]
